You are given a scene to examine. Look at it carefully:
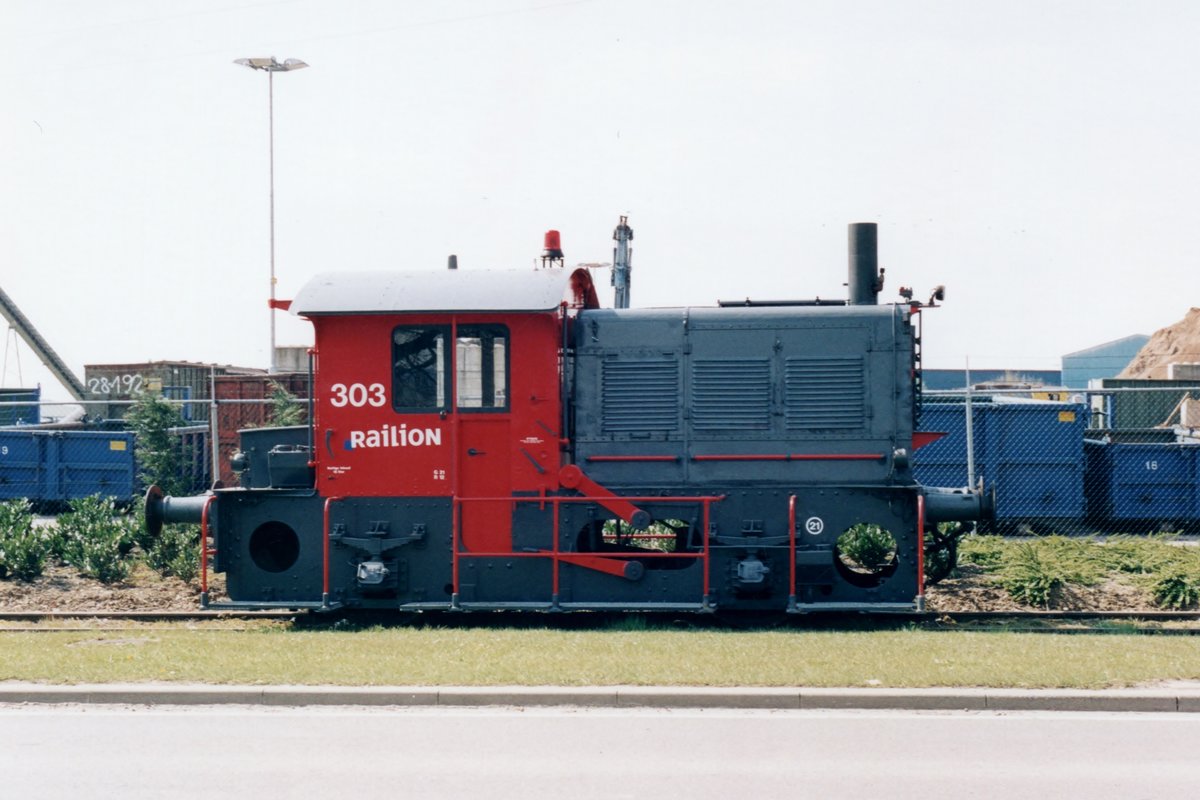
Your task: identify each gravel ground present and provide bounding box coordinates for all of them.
[0,562,1164,614]
[0,563,222,612]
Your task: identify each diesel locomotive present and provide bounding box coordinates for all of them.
[147,222,991,613]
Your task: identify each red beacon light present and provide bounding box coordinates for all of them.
[541,230,564,268]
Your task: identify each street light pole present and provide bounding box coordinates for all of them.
[234,56,308,373]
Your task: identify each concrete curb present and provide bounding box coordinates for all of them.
[2,683,1199,712]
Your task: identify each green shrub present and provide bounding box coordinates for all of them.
[957,534,1010,570]
[57,496,138,583]
[955,533,1200,610]
[146,523,201,584]
[1147,570,1200,609]
[1141,558,1200,610]
[269,381,306,427]
[600,519,686,553]
[1032,536,1105,586]
[0,499,46,581]
[125,392,189,496]
[836,524,897,573]
[998,543,1062,607]
[1094,536,1177,575]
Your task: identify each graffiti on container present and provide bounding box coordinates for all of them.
[87,375,146,396]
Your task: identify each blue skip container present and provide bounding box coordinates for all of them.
[1085,440,1200,531]
[0,430,136,504]
[915,400,1088,531]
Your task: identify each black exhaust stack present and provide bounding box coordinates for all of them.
[848,223,884,305]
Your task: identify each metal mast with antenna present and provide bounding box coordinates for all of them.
[611,216,633,309]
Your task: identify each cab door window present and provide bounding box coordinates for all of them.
[456,325,508,410]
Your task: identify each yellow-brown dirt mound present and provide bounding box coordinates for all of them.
[1119,307,1200,379]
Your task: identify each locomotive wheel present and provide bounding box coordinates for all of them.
[923,524,965,587]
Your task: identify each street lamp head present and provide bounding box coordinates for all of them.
[234,57,309,72]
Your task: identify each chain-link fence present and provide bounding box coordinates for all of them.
[917,386,1200,534]
[4,387,1200,532]
[0,396,305,506]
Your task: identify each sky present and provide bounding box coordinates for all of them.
[2,0,1199,402]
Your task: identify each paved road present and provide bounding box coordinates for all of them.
[2,705,1199,799]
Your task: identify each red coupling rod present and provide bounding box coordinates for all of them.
[558,464,651,529]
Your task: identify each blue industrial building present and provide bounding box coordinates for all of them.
[1061,335,1150,389]
[923,334,1148,392]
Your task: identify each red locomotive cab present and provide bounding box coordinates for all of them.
[289,267,599,552]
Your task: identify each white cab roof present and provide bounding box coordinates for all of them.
[290,267,599,315]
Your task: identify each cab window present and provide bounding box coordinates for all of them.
[456,325,508,410]
[391,324,509,412]
[392,327,447,411]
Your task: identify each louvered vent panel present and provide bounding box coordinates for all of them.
[692,359,771,430]
[601,358,679,432]
[785,357,865,430]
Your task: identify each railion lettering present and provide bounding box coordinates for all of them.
[346,425,443,450]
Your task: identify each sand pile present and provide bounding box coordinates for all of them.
[1118,308,1200,379]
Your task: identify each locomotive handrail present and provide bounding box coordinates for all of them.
[584,455,681,463]
[585,454,888,462]
[691,453,886,462]
[916,493,926,612]
[199,494,217,609]
[452,494,724,611]
[453,494,726,504]
[552,495,560,605]
[322,496,344,610]
[787,494,797,613]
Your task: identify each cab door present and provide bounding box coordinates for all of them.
[453,323,512,552]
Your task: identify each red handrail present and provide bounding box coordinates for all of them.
[787,494,797,611]
[199,494,217,608]
[587,453,886,462]
[452,494,724,608]
[322,496,343,609]
[692,453,884,462]
[457,494,725,504]
[702,498,712,608]
[551,497,561,606]
[584,455,680,463]
[457,549,705,560]
[916,493,926,608]
[451,494,460,609]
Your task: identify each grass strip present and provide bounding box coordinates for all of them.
[2,626,1199,689]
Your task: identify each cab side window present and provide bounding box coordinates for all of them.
[392,327,447,411]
